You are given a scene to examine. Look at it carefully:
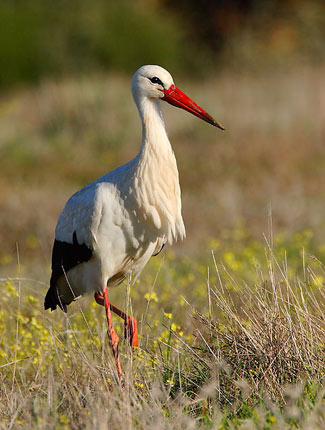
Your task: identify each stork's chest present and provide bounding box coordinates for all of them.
[95,193,160,282]
[95,183,161,251]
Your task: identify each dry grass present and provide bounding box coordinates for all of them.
[193,250,325,405]
[0,66,325,428]
[0,234,324,429]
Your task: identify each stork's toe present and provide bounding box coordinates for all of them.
[125,316,138,348]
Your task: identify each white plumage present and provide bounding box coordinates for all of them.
[44,65,224,382]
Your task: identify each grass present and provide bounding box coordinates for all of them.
[0,229,324,429]
[0,65,324,428]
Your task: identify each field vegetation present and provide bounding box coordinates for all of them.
[0,0,324,428]
[1,67,324,429]
[1,227,325,429]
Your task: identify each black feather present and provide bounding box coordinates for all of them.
[152,242,165,257]
[44,231,93,312]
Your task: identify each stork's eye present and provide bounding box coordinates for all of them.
[149,76,163,86]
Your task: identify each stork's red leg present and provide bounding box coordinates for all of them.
[94,292,138,348]
[102,287,124,387]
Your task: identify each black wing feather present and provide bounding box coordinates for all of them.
[44,231,93,312]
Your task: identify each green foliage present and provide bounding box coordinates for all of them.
[0,0,203,89]
[1,0,324,90]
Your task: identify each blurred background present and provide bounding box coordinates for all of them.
[0,0,324,273]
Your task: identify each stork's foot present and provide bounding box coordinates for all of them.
[94,292,139,348]
[125,316,138,348]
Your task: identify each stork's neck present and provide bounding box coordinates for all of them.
[132,96,186,243]
[137,96,172,158]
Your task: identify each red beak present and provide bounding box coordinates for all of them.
[162,84,225,130]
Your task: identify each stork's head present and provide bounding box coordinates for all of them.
[131,65,225,130]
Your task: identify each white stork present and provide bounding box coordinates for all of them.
[45,65,224,384]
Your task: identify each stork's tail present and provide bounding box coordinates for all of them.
[44,281,67,313]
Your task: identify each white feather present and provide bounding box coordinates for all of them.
[54,65,185,300]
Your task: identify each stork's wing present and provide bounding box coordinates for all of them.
[45,184,102,311]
